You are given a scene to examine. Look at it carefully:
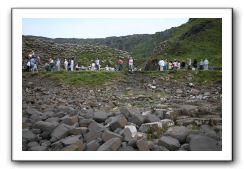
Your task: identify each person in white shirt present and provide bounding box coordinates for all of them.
[91,63,96,71]
[56,58,61,71]
[177,61,181,69]
[70,58,74,71]
[95,58,100,70]
[64,59,68,71]
[204,58,209,70]
[158,60,165,71]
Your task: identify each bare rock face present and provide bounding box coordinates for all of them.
[69,127,88,135]
[158,136,180,151]
[60,135,82,146]
[86,140,101,151]
[62,115,79,126]
[22,129,37,141]
[124,125,137,141]
[29,146,48,151]
[34,121,59,133]
[97,138,122,151]
[61,141,85,151]
[108,115,127,131]
[189,135,219,151]
[79,118,93,127]
[200,125,219,140]
[128,113,145,126]
[84,130,103,143]
[164,126,190,143]
[88,121,105,132]
[144,114,161,123]
[139,122,162,133]
[136,139,150,151]
[51,124,72,141]
[102,130,122,142]
[93,112,108,123]
[177,104,199,116]
[119,107,132,119]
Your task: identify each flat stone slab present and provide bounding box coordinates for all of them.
[102,130,122,142]
[139,122,162,133]
[61,135,82,146]
[93,112,108,123]
[136,139,149,151]
[164,126,190,143]
[29,146,48,151]
[109,115,127,131]
[189,135,219,151]
[22,129,37,141]
[158,136,180,151]
[61,141,85,151]
[97,138,122,151]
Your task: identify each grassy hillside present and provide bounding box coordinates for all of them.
[22,36,129,68]
[23,18,222,69]
[151,18,222,66]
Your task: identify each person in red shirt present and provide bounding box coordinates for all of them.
[117,58,124,71]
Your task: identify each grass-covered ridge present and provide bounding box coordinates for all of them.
[23,18,222,69]
[35,70,221,88]
[151,18,222,66]
[39,71,126,87]
[142,70,222,85]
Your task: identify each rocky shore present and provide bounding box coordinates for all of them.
[22,72,222,151]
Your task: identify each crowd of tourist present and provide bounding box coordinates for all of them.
[158,58,209,72]
[24,50,209,74]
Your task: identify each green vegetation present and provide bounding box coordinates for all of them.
[170,112,179,124]
[191,125,200,131]
[22,37,128,68]
[23,18,222,69]
[149,19,222,66]
[39,71,126,87]
[36,69,221,88]
[147,127,168,140]
[140,70,222,85]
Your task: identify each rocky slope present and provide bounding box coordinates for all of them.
[22,36,130,68]
[22,72,222,151]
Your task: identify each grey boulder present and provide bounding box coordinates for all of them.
[164,126,190,143]
[189,135,219,151]
[158,136,180,151]
[97,138,122,151]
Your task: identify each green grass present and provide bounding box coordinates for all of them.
[147,127,168,140]
[39,71,126,87]
[148,18,222,67]
[38,69,221,88]
[193,70,222,84]
[142,70,222,85]
[23,19,222,70]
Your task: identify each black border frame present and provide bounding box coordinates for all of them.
[11,7,233,162]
